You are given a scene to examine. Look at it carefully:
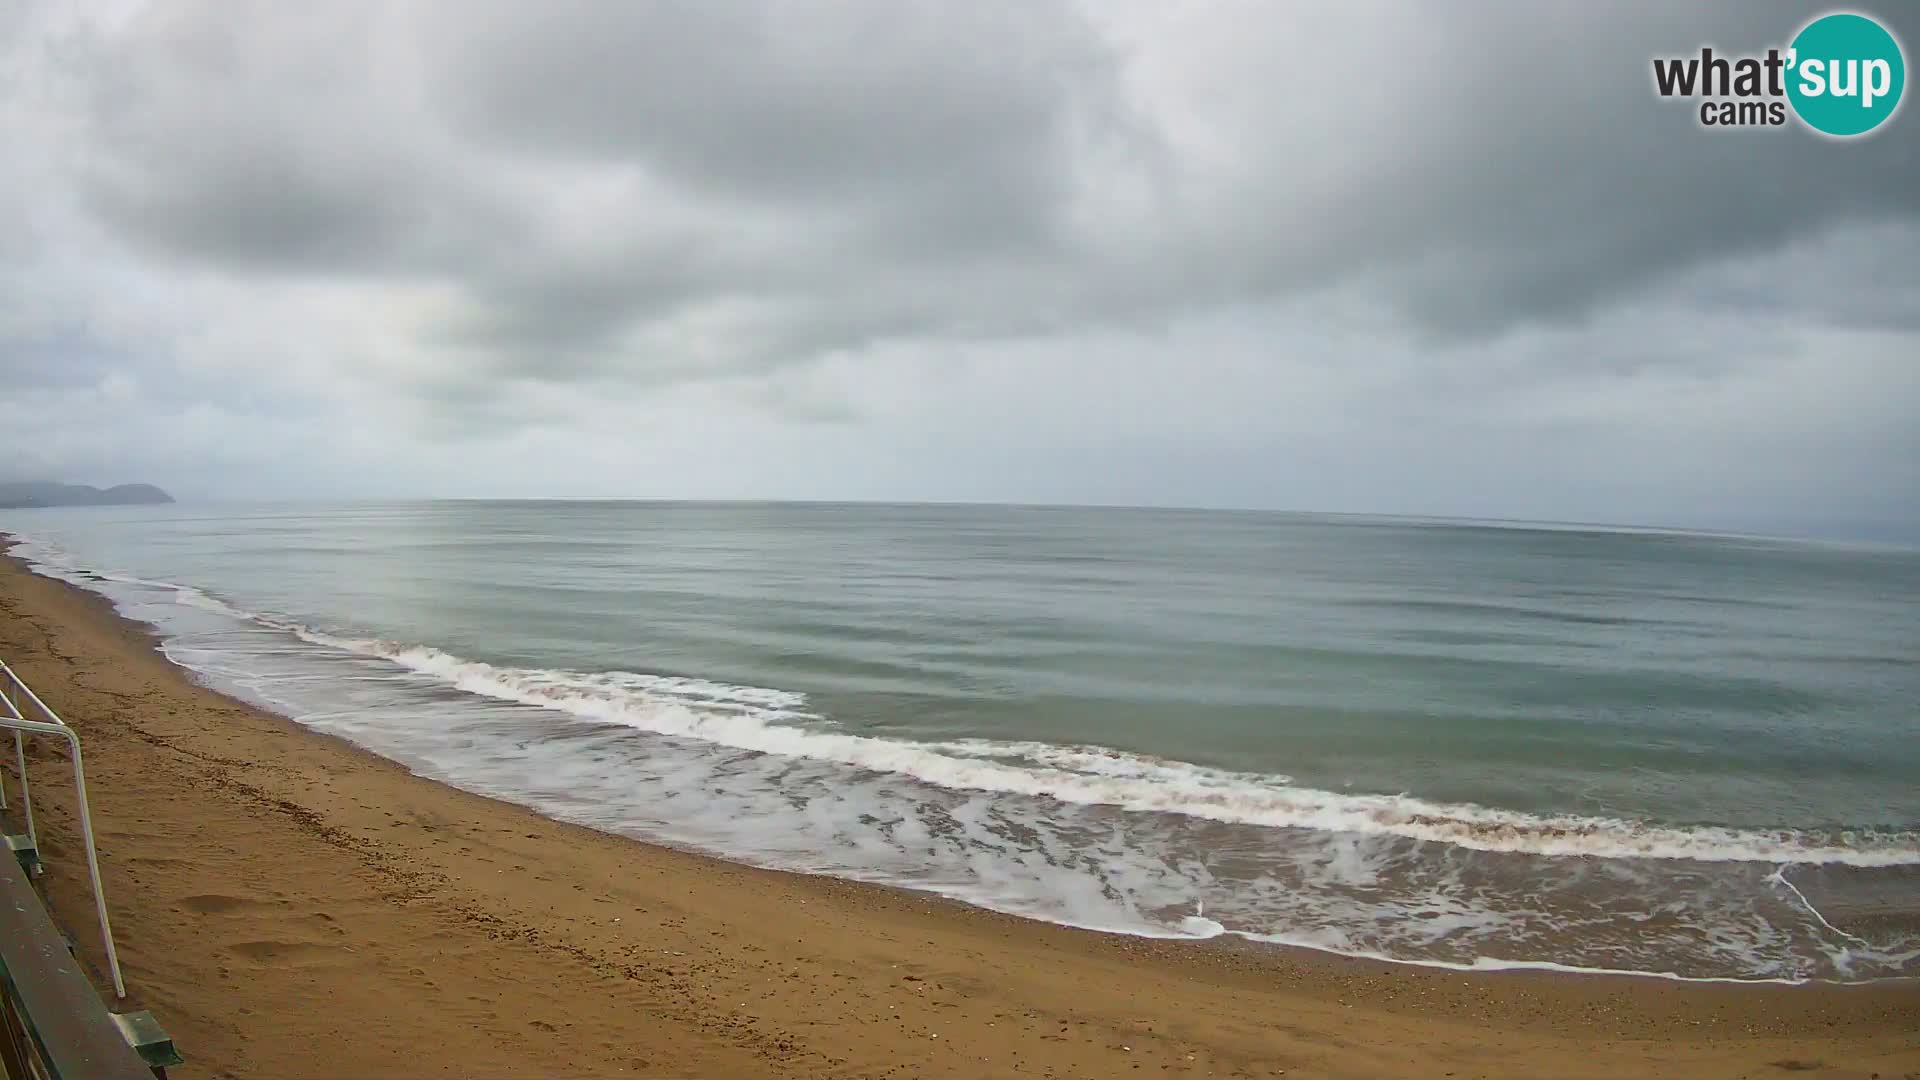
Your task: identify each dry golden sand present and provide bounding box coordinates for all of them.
[0,543,1915,1079]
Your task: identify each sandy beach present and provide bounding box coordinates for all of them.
[1,543,1914,1079]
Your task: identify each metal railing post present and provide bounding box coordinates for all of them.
[0,715,125,998]
[65,736,125,999]
[10,729,31,854]
[0,677,9,809]
[0,677,10,810]
[0,661,127,999]
[3,676,35,853]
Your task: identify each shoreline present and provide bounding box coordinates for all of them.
[1,540,1916,1078]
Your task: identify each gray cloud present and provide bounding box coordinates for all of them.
[56,1,1920,383]
[0,330,125,389]
[435,2,1112,210]
[1133,3,1920,340]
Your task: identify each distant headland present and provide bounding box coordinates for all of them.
[0,481,175,508]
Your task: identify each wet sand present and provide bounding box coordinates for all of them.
[1,541,1915,1079]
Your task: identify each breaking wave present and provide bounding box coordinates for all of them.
[78,564,1920,870]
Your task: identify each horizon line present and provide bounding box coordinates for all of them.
[14,494,1917,550]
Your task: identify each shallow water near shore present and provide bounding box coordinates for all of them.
[7,501,1918,981]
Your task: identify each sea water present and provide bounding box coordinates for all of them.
[6,501,1916,981]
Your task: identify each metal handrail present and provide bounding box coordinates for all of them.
[1,835,153,1080]
[0,661,125,999]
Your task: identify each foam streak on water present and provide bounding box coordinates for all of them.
[247,630,1920,869]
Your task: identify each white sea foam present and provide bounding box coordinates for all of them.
[193,606,1920,868]
[922,738,1297,788]
[10,535,1918,870]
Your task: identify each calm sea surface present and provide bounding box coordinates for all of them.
[7,501,1917,981]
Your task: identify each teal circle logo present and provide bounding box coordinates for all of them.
[1787,12,1905,137]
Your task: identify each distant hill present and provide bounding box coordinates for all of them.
[0,481,175,508]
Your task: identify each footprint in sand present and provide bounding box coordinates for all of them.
[178,893,268,915]
[229,940,350,966]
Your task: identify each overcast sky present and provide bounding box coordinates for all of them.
[2,1,1916,538]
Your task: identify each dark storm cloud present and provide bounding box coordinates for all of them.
[57,0,1920,393]
[1367,1,1920,336]
[421,0,1141,384]
[1127,2,1920,342]
[88,147,432,274]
